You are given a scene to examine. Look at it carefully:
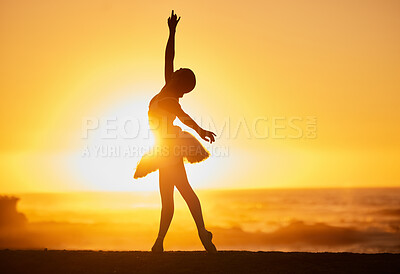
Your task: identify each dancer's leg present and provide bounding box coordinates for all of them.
[174,160,206,232]
[174,161,217,252]
[152,166,175,252]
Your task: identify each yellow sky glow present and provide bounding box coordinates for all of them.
[1,0,399,192]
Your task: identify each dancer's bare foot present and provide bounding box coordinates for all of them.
[151,237,164,253]
[199,229,217,253]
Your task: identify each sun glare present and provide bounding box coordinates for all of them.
[64,80,231,192]
[69,88,162,192]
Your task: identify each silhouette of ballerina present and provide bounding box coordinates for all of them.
[134,10,217,253]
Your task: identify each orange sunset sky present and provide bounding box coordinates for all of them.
[0,0,399,193]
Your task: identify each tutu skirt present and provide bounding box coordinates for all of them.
[133,129,210,179]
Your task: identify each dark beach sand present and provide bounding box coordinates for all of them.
[0,250,399,274]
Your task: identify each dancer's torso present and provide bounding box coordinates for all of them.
[148,91,180,141]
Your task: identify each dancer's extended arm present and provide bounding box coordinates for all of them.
[165,10,180,84]
[159,99,216,144]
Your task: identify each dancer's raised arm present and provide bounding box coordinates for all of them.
[165,10,180,84]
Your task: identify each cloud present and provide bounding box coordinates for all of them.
[0,196,27,228]
[1,196,399,253]
[372,208,400,217]
[211,220,400,253]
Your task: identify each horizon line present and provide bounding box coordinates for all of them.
[3,185,400,195]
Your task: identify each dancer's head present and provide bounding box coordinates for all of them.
[170,68,196,97]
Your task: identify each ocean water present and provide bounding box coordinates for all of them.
[2,188,400,253]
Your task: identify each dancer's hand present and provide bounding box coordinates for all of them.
[168,10,180,32]
[199,129,216,144]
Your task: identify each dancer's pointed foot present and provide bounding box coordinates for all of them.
[199,229,217,253]
[151,237,164,253]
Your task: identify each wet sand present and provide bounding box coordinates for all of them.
[0,250,399,274]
